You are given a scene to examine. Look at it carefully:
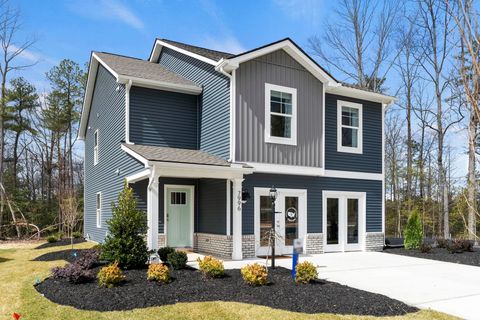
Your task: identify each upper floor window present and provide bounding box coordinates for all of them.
[337,100,362,154]
[96,192,102,228]
[94,129,99,165]
[265,83,297,146]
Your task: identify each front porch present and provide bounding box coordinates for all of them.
[122,144,253,260]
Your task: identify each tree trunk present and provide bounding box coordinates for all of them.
[467,113,477,240]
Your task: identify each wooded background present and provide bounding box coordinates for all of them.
[0,0,478,241]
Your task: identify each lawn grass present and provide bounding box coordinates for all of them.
[0,242,459,320]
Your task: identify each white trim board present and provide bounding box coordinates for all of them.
[149,39,218,65]
[243,162,383,180]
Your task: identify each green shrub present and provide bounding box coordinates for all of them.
[403,209,423,250]
[147,263,170,283]
[56,232,64,240]
[72,231,82,239]
[158,246,175,263]
[197,256,224,278]
[295,261,318,284]
[46,235,58,243]
[98,261,125,288]
[101,181,149,269]
[167,251,188,270]
[241,263,268,286]
[419,243,432,253]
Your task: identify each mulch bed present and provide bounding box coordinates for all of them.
[36,266,417,316]
[384,247,480,267]
[32,249,90,263]
[35,238,86,250]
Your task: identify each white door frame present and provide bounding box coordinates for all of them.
[254,187,307,256]
[164,184,195,247]
[322,191,366,252]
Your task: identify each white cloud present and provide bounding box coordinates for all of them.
[273,0,324,26]
[9,45,57,65]
[202,36,245,54]
[67,0,144,31]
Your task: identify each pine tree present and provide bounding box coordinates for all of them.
[101,181,148,269]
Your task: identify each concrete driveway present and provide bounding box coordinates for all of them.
[214,252,480,319]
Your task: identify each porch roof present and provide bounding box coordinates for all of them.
[122,143,249,167]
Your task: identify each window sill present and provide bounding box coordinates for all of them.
[337,146,363,154]
[265,136,297,146]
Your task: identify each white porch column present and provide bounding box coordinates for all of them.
[232,178,244,260]
[147,171,160,250]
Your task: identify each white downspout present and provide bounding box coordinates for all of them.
[215,59,235,162]
[125,79,133,144]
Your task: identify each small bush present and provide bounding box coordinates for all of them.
[295,261,318,284]
[403,209,423,250]
[52,264,95,284]
[459,239,474,252]
[50,248,101,284]
[56,232,65,239]
[46,236,58,243]
[158,247,175,263]
[436,238,449,248]
[419,243,432,253]
[167,251,188,270]
[147,263,170,283]
[98,261,125,288]
[197,256,224,278]
[241,263,268,286]
[72,231,82,239]
[447,240,464,254]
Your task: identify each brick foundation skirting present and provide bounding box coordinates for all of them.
[365,232,384,251]
[193,233,232,259]
[306,233,323,254]
[242,234,256,258]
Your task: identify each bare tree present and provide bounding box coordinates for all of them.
[0,0,36,236]
[447,0,480,240]
[309,0,401,92]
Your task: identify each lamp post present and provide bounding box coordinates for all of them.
[269,186,278,269]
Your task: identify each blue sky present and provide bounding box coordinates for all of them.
[13,0,335,91]
[11,0,469,180]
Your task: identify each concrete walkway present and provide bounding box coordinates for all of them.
[192,252,480,319]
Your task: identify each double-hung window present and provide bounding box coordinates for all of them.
[337,100,362,154]
[93,129,99,165]
[265,83,297,145]
[96,192,102,228]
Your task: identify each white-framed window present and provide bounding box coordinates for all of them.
[93,129,99,165]
[264,83,297,145]
[337,100,362,154]
[96,192,102,228]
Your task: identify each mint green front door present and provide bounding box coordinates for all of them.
[166,186,193,247]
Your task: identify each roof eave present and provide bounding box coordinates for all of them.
[149,39,218,66]
[326,85,396,105]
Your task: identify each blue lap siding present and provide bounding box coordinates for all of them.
[157,47,230,159]
[325,94,382,173]
[84,65,145,243]
[242,173,382,234]
[157,178,227,236]
[129,86,199,149]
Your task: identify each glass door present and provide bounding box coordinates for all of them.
[323,191,365,252]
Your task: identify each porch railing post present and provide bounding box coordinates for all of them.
[147,172,160,250]
[232,178,244,260]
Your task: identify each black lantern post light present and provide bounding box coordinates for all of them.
[269,186,278,268]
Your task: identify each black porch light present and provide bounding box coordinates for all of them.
[269,186,277,268]
[241,188,251,204]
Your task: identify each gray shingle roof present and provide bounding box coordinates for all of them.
[123,144,231,167]
[160,39,234,61]
[94,52,199,87]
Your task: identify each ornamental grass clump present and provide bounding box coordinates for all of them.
[167,251,188,270]
[197,256,224,278]
[403,209,423,250]
[98,261,125,288]
[101,181,149,269]
[147,263,170,283]
[295,261,318,284]
[241,263,268,286]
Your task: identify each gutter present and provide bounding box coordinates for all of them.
[215,59,235,163]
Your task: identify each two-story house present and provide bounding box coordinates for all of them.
[79,38,394,260]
